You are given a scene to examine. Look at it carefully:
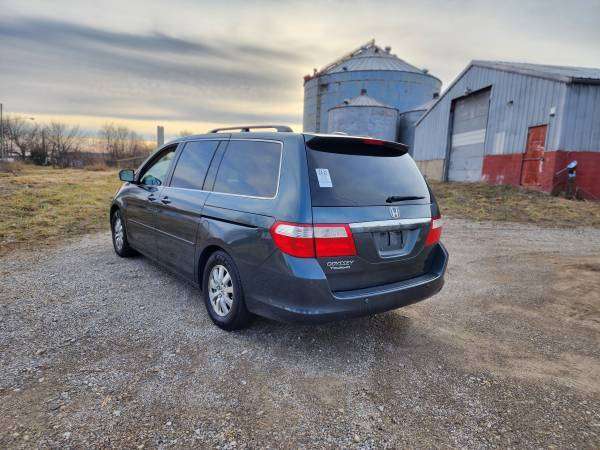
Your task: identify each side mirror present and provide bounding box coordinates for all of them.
[119,169,135,183]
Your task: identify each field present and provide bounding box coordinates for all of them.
[1,166,600,257]
[0,166,120,255]
[429,180,600,227]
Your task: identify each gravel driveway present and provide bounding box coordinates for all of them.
[1,219,600,448]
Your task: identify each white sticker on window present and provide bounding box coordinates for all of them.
[315,168,332,187]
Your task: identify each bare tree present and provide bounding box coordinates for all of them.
[28,125,49,165]
[4,116,37,160]
[100,123,151,163]
[46,122,81,167]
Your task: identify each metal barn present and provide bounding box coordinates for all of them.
[413,61,600,200]
[303,40,441,145]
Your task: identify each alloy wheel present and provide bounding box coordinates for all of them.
[113,215,124,251]
[208,264,234,317]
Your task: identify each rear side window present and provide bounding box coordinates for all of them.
[213,140,281,198]
[170,140,220,190]
[305,139,430,206]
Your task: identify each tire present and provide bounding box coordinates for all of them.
[202,250,252,331]
[111,209,137,257]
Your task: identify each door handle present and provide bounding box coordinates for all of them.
[147,194,157,202]
[161,196,172,205]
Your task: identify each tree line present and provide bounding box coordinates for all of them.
[0,115,153,168]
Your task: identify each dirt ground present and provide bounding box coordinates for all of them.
[1,219,599,448]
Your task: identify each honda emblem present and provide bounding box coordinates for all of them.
[389,206,401,219]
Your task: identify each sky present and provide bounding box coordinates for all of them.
[1,0,600,140]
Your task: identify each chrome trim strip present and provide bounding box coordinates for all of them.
[349,218,430,233]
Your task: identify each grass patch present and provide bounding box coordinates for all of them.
[1,167,599,256]
[0,166,121,255]
[429,180,600,228]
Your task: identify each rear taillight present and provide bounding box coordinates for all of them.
[269,222,314,258]
[424,215,443,246]
[314,224,356,257]
[270,222,357,258]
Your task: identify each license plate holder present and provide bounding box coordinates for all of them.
[373,230,404,252]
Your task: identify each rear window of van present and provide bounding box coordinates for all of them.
[305,136,430,207]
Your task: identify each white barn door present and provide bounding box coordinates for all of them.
[448,89,491,181]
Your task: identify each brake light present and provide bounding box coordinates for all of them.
[270,222,356,258]
[314,224,356,257]
[362,138,384,146]
[425,215,443,246]
[269,222,314,258]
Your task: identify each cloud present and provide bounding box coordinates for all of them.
[0,16,305,130]
[1,0,599,138]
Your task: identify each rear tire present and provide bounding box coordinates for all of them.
[202,251,252,331]
[111,209,137,257]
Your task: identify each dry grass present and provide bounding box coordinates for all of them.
[83,160,111,171]
[0,160,26,174]
[0,166,121,255]
[429,180,600,228]
[1,167,599,256]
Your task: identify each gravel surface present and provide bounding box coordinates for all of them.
[1,219,600,448]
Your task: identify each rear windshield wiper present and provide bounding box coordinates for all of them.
[386,195,425,203]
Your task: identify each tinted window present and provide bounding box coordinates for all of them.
[140,147,176,186]
[306,144,430,206]
[213,140,281,197]
[171,140,219,190]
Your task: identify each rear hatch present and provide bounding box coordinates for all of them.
[304,135,437,292]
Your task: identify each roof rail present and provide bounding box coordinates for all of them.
[209,125,293,133]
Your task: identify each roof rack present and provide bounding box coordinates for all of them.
[209,125,293,133]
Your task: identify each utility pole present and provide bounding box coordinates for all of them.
[157,125,164,147]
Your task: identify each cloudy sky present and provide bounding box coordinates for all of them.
[1,0,599,139]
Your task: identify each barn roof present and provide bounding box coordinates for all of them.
[472,60,600,84]
[416,60,600,126]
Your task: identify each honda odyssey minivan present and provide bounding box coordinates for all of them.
[110,125,448,330]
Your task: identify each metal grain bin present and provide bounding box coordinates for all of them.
[327,90,399,141]
[397,99,435,154]
[303,40,441,136]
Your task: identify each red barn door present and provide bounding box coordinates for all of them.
[521,125,547,186]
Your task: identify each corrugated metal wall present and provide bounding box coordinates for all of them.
[413,65,568,161]
[397,110,425,154]
[303,70,440,133]
[328,105,398,141]
[561,83,600,151]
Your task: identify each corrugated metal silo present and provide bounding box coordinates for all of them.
[303,39,441,139]
[327,90,398,141]
[397,98,435,154]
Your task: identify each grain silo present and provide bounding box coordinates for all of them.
[327,89,398,141]
[303,39,441,145]
[397,97,436,155]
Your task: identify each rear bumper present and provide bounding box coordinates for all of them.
[245,243,448,324]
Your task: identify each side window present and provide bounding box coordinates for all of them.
[213,140,281,198]
[170,141,219,190]
[140,147,177,186]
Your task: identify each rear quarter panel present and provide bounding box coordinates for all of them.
[196,134,313,292]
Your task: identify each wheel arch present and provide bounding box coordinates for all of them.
[109,203,120,220]
[197,244,227,290]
